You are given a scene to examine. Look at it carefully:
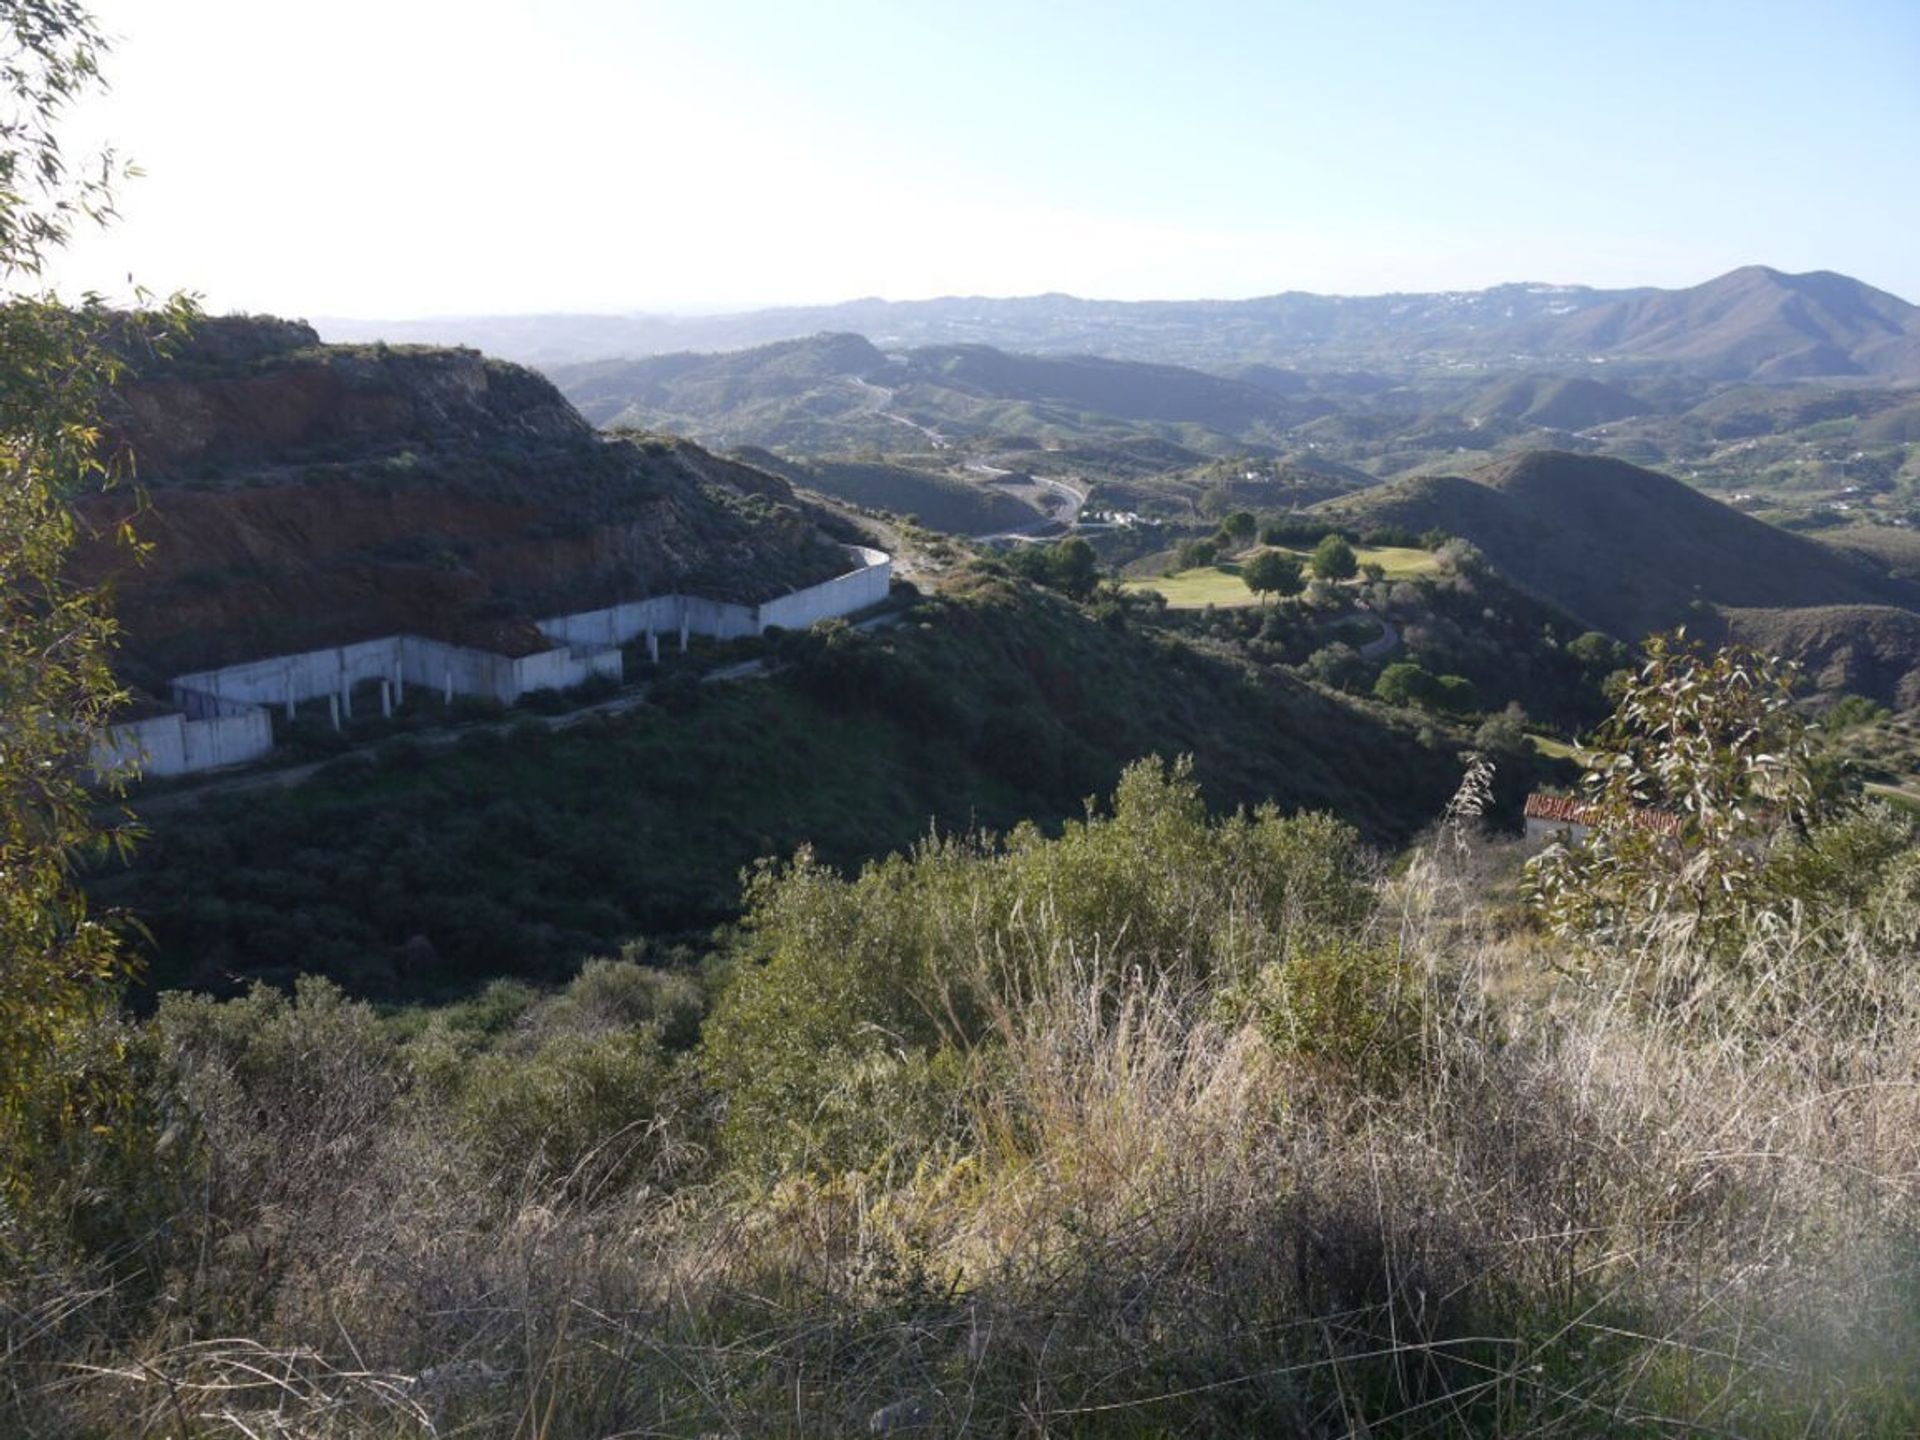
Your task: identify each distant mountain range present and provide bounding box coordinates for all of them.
[321,267,1920,385]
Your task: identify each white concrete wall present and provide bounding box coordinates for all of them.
[536,594,684,650]
[97,704,273,779]
[109,544,890,779]
[758,546,891,631]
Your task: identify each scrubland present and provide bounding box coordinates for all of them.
[7,748,1920,1437]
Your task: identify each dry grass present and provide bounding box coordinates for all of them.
[7,832,1920,1436]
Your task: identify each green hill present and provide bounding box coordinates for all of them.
[1464,374,1647,430]
[97,576,1462,996]
[1318,450,1919,639]
[546,333,1305,455]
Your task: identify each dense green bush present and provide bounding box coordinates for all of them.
[454,1028,676,1199]
[704,758,1373,1176]
[1230,939,1423,1092]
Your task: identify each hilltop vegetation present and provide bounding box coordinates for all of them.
[19,719,1920,1434]
[1319,450,1920,639]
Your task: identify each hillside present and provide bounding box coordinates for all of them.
[1717,604,1920,709]
[327,267,1920,382]
[97,574,1464,994]
[1318,450,1920,639]
[1464,373,1647,429]
[70,318,847,687]
[732,448,1047,536]
[1518,266,1920,382]
[546,333,1304,455]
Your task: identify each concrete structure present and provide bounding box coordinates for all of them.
[95,545,891,780]
[94,695,275,780]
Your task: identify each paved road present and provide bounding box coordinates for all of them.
[1356,608,1401,659]
[968,460,1089,542]
[846,376,947,449]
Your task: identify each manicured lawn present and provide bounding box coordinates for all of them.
[1122,545,1441,609]
[1123,563,1264,608]
[1357,545,1443,578]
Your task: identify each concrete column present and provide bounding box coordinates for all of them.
[394,666,404,707]
[329,693,341,731]
[341,682,353,720]
[646,630,659,666]
[678,619,689,654]
[444,668,454,706]
[380,678,393,719]
[285,670,295,721]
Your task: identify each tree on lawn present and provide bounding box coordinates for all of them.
[1310,534,1358,581]
[1242,548,1303,601]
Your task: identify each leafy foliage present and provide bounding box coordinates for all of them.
[0,3,193,1214]
[1309,533,1358,580]
[1526,632,1819,957]
[1241,547,1303,598]
[703,757,1373,1175]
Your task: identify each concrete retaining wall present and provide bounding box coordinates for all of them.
[758,546,891,631]
[104,544,890,780]
[97,700,275,779]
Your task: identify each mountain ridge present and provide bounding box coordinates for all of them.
[319,267,1920,383]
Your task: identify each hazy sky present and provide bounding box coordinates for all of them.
[41,0,1920,317]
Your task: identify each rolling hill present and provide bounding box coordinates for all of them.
[546,333,1306,455]
[1317,450,1920,640]
[1464,374,1648,430]
[1515,266,1920,382]
[1716,605,1920,709]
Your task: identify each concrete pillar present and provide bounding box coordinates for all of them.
[394,667,405,707]
[285,671,295,721]
[329,693,341,731]
[444,668,454,706]
[380,678,392,719]
[341,682,352,720]
[678,619,689,654]
[646,630,659,666]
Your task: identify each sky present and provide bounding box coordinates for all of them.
[38,0,1920,318]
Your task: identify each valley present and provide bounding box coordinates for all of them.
[12,0,1920,1429]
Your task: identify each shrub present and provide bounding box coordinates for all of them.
[533,954,706,1051]
[1374,661,1440,709]
[1234,939,1422,1091]
[456,1028,676,1199]
[1526,633,1829,962]
[703,759,1373,1176]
